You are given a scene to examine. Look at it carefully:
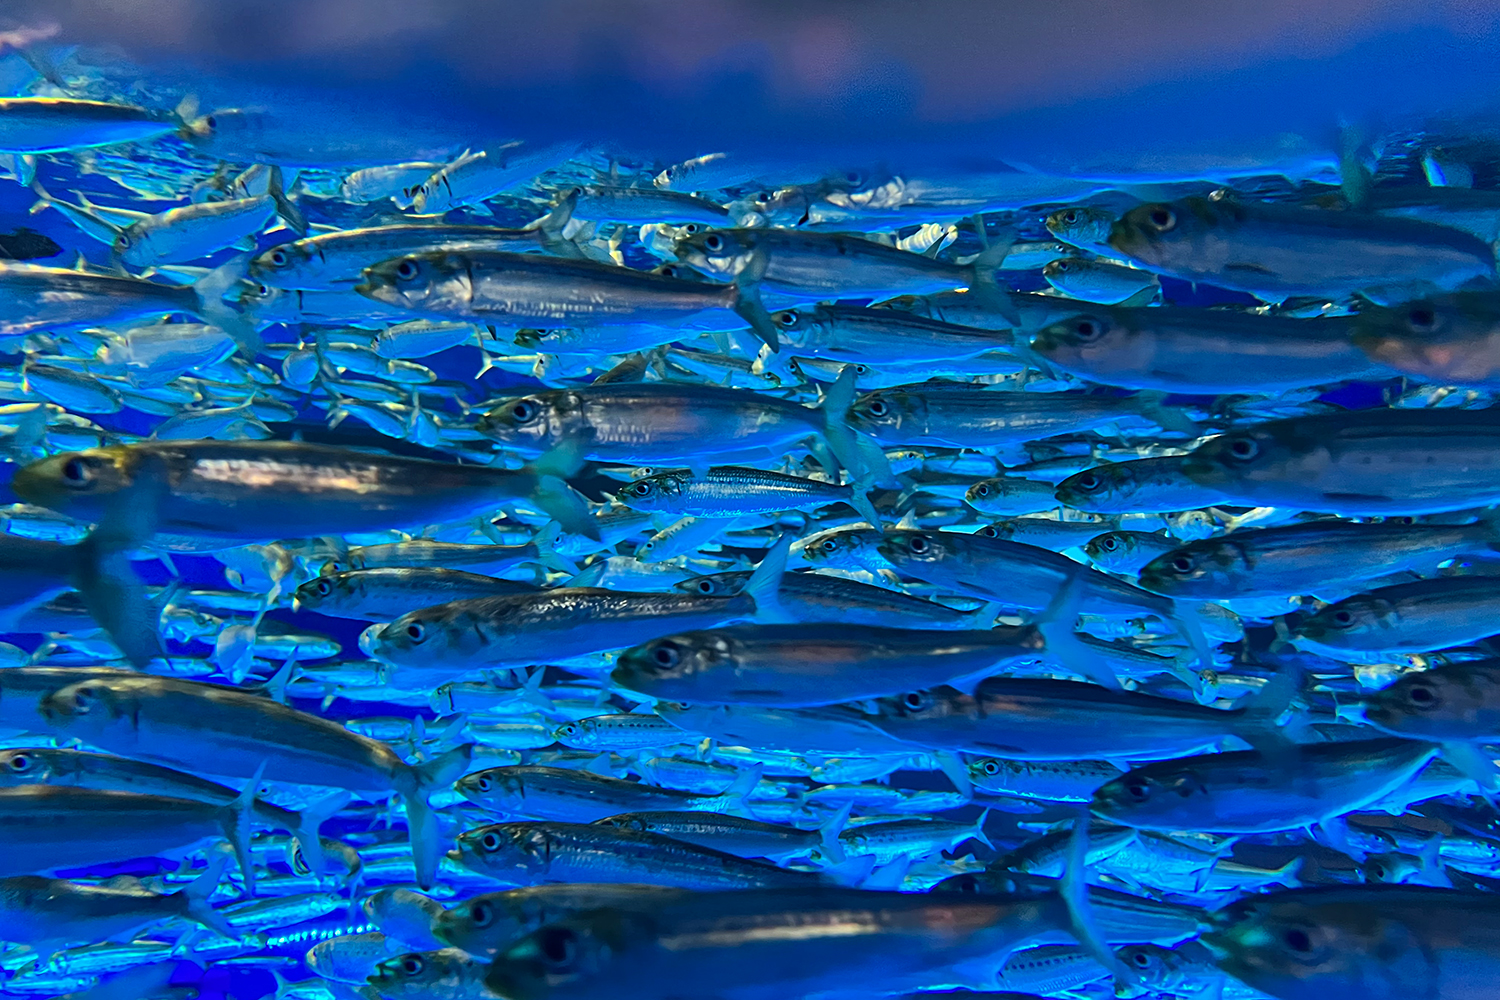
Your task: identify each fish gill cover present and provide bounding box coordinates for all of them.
[2,3,1500,1000]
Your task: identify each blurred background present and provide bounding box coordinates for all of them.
[7,0,1500,170]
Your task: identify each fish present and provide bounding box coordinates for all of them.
[0,99,174,153]
[432,884,690,958]
[1031,307,1385,393]
[11,440,595,551]
[454,764,760,823]
[293,568,539,620]
[612,622,1045,707]
[37,673,471,889]
[614,465,877,525]
[1054,456,1230,514]
[1181,409,1500,515]
[673,569,999,630]
[1109,194,1497,303]
[1293,576,1500,660]
[365,538,785,674]
[449,822,829,889]
[1362,659,1500,741]
[482,888,1080,1000]
[367,948,494,1000]
[1204,886,1500,1000]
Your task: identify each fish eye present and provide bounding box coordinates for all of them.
[630,481,654,497]
[405,622,426,643]
[973,483,990,497]
[1074,319,1104,341]
[204,115,218,129]
[1282,927,1314,954]
[657,264,682,278]
[7,753,30,772]
[469,900,494,927]
[703,234,724,252]
[536,926,578,969]
[1226,436,1260,461]
[71,686,98,712]
[1170,555,1194,573]
[694,579,717,595]
[510,400,538,423]
[906,535,930,554]
[950,873,980,894]
[1062,210,1079,224]
[1072,473,1101,493]
[865,399,889,417]
[394,259,420,281]
[1329,609,1356,627]
[1129,950,1155,970]
[315,579,332,596]
[1408,305,1437,332]
[774,311,800,328]
[978,525,999,537]
[820,539,839,552]
[1123,777,1151,801]
[1099,535,1119,551]
[902,690,930,710]
[555,723,577,738]
[844,170,862,184]
[59,457,94,489]
[1406,683,1437,707]
[480,831,502,851]
[650,642,681,670]
[981,759,1000,776]
[1147,206,1176,231]
[117,233,132,248]
[255,283,272,296]
[474,775,492,792]
[269,248,288,267]
[399,955,424,976]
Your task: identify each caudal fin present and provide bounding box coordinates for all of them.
[731,250,782,353]
[743,535,791,623]
[176,854,236,938]
[192,254,262,356]
[403,743,475,890]
[267,166,308,237]
[69,534,163,669]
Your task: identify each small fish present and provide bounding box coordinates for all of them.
[455,764,758,822]
[294,568,538,620]
[0,99,174,153]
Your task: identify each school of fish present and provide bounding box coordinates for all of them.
[3,39,1500,1000]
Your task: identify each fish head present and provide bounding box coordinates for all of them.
[963,478,1007,508]
[1031,311,1138,370]
[11,448,134,519]
[455,767,526,811]
[292,572,348,612]
[179,107,261,156]
[454,823,546,876]
[369,950,458,994]
[368,605,481,669]
[487,914,644,1000]
[0,747,56,785]
[611,632,732,699]
[112,224,155,269]
[1181,421,1317,496]
[1294,595,1391,648]
[672,572,745,598]
[870,686,968,722]
[1090,766,1209,829]
[41,678,136,735]
[433,891,532,954]
[1202,894,1405,1000]
[477,390,580,455]
[1083,530,1145,571]
[357,252,467,312]
[1350,292,1500,384]
[878,528,959,574]
[846,389,922,439]
[616,472,688,515]
[249,241,314,285]
[1360,665,1480,738]
[1044,205,1115,250]
[1108,197,1217,269]
[671,228,759,279]
[769,307,819,346]
[1138,539,1249,597]
[800,526,880,568]
[1054,462,1139,510]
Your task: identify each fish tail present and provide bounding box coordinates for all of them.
[222,760,267,897]
[404,743,475,890]
[717,762,763,816]
[934,751,974,800]
[1061,813,1140,991]
[731,249,782,353]
[177,853,235,938]
[1035,569,1122,691]
[816,801,852,864]
[526,443,600,542]
[969,807,994,850]
[963,224,1022,327]
[267,165,308,237]
[1133,390,1199,437]
[68,532,164,669]
[191,254,263,356]
[816,363,890,489]
[743,534,792,623]
[290,790,352,880]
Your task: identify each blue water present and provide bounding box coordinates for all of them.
[4,7,1500,1000]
